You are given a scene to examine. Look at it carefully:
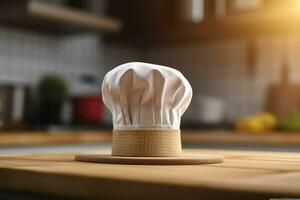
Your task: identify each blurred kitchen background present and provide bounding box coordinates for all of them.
[1,0,300,152]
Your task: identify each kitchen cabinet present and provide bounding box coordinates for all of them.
[105,0,300,46]
[0,0,122,34]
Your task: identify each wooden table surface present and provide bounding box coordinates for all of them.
[0,149,299,199]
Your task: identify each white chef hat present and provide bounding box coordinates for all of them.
[102,62,192,130]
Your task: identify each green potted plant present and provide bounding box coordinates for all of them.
[38,74,68,125]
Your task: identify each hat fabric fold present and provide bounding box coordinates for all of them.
[102,62,193,131]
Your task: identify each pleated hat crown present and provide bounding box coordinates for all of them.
[102,62,192,130]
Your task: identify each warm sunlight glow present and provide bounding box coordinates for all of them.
[293,0,300,11]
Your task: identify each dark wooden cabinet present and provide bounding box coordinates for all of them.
[104,0,182,46]
[104,0,300,47]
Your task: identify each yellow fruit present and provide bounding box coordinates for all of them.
[235,117,265,133]
[256,112,277,129]
[235,112,276,133]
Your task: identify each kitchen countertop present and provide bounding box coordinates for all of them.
[1,130,300,147]
[0,131,112,147]
[0,149,299,199]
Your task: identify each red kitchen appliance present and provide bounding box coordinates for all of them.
[73,95,103,123]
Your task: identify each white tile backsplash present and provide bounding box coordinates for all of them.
[144,36,300,121]
[0,27,140,95]
[3,26,300,123]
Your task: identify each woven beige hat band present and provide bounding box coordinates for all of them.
[113,125,179,130]
[112,130,182,157]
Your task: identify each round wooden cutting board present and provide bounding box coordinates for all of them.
[75,154,224,165]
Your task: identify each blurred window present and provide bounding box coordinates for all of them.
[192,0,204,22]
[230,0,262,11]
[183,0,204,23]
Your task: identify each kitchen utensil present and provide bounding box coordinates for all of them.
[266,41,300,117]
[0,84,27,126]
[196,95,225,124]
